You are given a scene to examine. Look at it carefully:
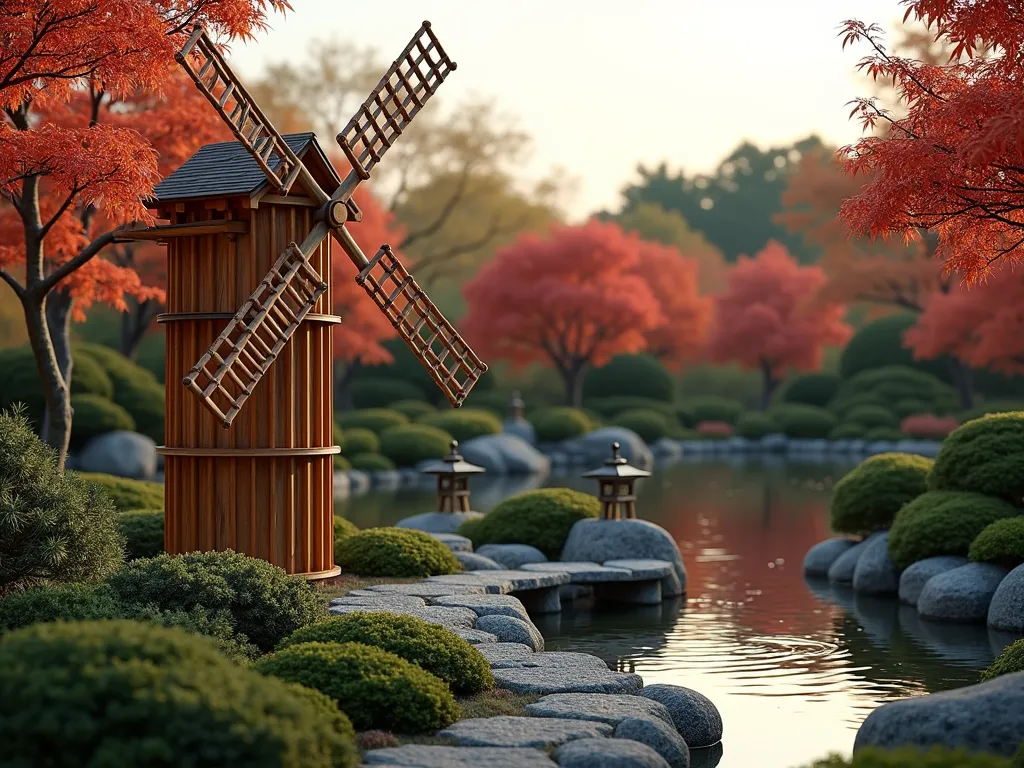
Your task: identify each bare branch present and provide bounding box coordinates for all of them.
[38,230,115,295]
[0,269,26,299]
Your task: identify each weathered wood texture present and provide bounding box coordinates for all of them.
[157,199,339,578]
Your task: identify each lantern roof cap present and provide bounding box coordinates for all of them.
[420,440,486,475]
[582,442,651,479]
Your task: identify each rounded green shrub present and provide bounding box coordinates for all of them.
[845,404,899,429]
[831,453,931,535]
[333,516,359,543]
[119,509,164,559]
[390,399,437,421]
[351,377,427,409]
[70,393,135,446]
[779,372,841,408]
[336,408,409,434]
[420,408,502,442]
[0,408,125,594]
[799,745,1016,768]
[78,472,165,510]
[0,620,357,767]
[379,423,454,467]
[612,408,670,442]
[460,487,600,559]
[829,423,866,440]
[686,395,744,425]
[961,400,1024,422]
[888,491,1020,569]
[280,612,494,694]
[531,407,592,442]
[584,397,677,421]
[582,354,675,402]
[348,452,396,472]
[735,412,780,439]
[0,347,114,427]
[333,454,351,471]
[982,638,1024,681]
[894,398,931,419]
[461,390,512,419]
[105,550,324,653]
[969,517,1024,569]
[838,313,952,381]
[78,343,166,443]
[865,426,906,441]
[336,527,460,577]
[339,427,380,456]
[929,412,1024,505]
[256,640,459,733]
[768,403,837,438]
[830,366,959,418]
[830,392,893,418]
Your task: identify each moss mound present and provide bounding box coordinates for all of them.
[256,640,459,733]
[779,372,841,408]
[280,612,493,694]
[830,453,932,536]
[888,491,1020,570]
[336,527,460,577]
[70,393,135,446]
[845,404,899,429]
[350,377,427,409]
[830,366,959,418]
[768,403,838,438]
[929,412,1024,505]
[969,517,1024,569]
[686,395,744,425]
[829,423,867,440]
[339,427,380,456]
[119,509,164,559]
[582,354,675,402]
[379,424,454,467]
[390,399,438,420]
[347,452,396,472]
[420,408,502,442]
[76,343,167,443]
[982,638,1024,682]
[78,471,164,511]
[333,516,359,544]
[460,487,600,559]
[612,408,671,442]
[336,408,409,434]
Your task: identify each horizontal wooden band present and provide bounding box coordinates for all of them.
[114,220,248,241]
[301,566,343,581]
[157,312,342,325]
[157,446,341,457]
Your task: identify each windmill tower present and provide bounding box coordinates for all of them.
[137,21,486,579]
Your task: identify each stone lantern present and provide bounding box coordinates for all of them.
[420,440,486,514]
[582,442,651,520]
[508,390,525,422]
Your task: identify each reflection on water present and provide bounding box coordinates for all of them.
[338,457,1021,768]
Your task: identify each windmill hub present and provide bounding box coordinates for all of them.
[320,199,349,228]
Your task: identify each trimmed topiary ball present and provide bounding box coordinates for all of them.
[255,640,460,733]
[419,408,502,442]
[78,472,164,510]
[969,517,1024,569]
[981,638,1024,682]
[829,423,866,440]
[768,404,838,439]
[612,408,670,442]
[336,527,460,577]
[378,424,454,468]
[0,347,113,427]
[735,412,780,439]
[390,399,438,421]
[864,426,906,442]
[69,393,135,447]
[105,550,325,653]
[829,366,959,419]
[280,612,494,694]
[459,487,600,559]
[844,404,899,429]
[584,397,677,421]
[339,427,380,456]
[76,343,167,444]
[336,408,409,434]
[119,509,164,559]
[686,395,744,425]
[887,491,1020,570]
[333,516,359,544]
[531,407,593,442]
[798,745,1017,768]
[928,412,1024,505]
[348,452,396,472]
[830,453,932,536]
[582,354,675,402]
[779,372,841,408]
[0,620,358,767]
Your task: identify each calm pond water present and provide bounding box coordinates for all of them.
[338,457,1022,768]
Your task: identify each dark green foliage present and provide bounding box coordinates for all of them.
[838,313,952,381]
[419,408,502,442]
[982,638,1024,681]
[894,398,931,419]
[865,426,906,441]
[354,338,451,403]
[735,412,780,439]
[77,343,166,443]
[70,393,135,446]
[779,372,841,407]
[845,405,899,429]
[105,550,325,653]
[929,412,1024,505]
[339,427,380,456]
[830,366,959,418]
[961,401,1024,422]
[686,395,744,425]
[768,404,838,438]
[280,612,494,694]
[333,454,351,471]
[347,452,396,472]
[581,354,675,402]
[119,509,164,559]
[390,399,438,421]
[336,408,409,434]
[378,424,454,467]
[830,453,932,536]
[969,517,1024,569]
[584,397,677,420]
[888,491,1020,569]
[78,472,165,510]
[531,407,593,442]
[351,377,427,409]
[460,487,600,558]
[333,516,359,543]
[799,745,1014,768]
[612,408,670,442]
[256,640,459,733]
[0,408,125,594]
[0,620,358,767]
[829,423,867,440]
[0,346,113,427]
[460,390,512,419]
[336,528,460,577]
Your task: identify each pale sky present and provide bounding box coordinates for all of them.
[229,0,907,220]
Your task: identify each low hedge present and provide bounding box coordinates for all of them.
[118,509,164,560]
[864,426,905,442]
[799,746,1018,768]
[339,427,380,456]
[350,377,427,409]
[829,366,959,418]
[894,398,932,419]
[390,399,437,421]
[928,412,1024,506]
[419,408,502,442]
[779,372,841,408]
[70,393,135,447]
[887,491,1020,570]
[336,408,409,434]
[969,517,1024,569]
[768,404,837,439]
[844,404,899,429]
[255,641,459,733]
[531,407,592,442]
[0,620,357,767]
[335,527,460,577]
[735,412,779,439]
[459,487,600,559]
[279,612,493,694]
[612,408,671,442]
[981,638,1024,682]
[830,453,932,536]
[378,424,453,467]
[78,472,165,511]
[829,423,866,440]
[348,452,396,472]
[685,396,744,425]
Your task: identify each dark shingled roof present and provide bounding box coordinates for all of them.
[151,132,340,202]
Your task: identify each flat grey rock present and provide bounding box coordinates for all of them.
[363,582,489,597]
[492,652,611,672]
[637,685,722,749]
[429,594,531,623]
[395,510,483,534]
[457,551,505,570]
[917,562,1009,623]
[525,693,674,728]
[494,661,643,695]
[488,569,572,590]
[556,737,671,768]
[477,543,549,569]
[523,561,633,583]
[437,716,612,749]
[429,570,572,592]
[456,627,499,644]
[563,427,653,471]
[987,562,1024,632]
[326,604,478,629]
[898,556,969,605]
[328,594,426,609]
[616,717,690,767]
[604,559,674,580]
[476,642,535,666]
[827,534,878,584]
[362,745,558,767]
[854,671,1024,757]
[430,533,473,552]
[424,574,512,594]
[77,430,157,480]
[561,519,686,589]
[476,614,545,651]
[852,532,900,596]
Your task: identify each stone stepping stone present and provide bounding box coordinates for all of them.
[522,561,633,583]
[362,745,557,767]
[917,562,1009,623]
[477,543,548,569]
[898,556,969,605]
[328,594,426,609]
[476,615,544,651]
[428,570,571,592]
[360,583,489,598]
[426,574,513,594]
[492,651,611,671]
[429,594,531,623]
[476,642,535,666]
[616,717,690,767]
[603,559,674,580]
[555,737,671,768]
[437,715,612,749]
[456,627,499,644]
[429,533,473,552]
[637,685,723,749]
[494,659,643,695]
[524,693,674,728]
[326,604,478,630]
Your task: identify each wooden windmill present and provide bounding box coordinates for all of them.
[133,21,486,579]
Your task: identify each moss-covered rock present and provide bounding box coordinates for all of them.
[378,424,454,467]
[928,412,1024,505]
[78,472,165,511]
[830,453,932,536]
[982,638,1024,682]
[969,517,1024,569]
[335,527,460,577]
[118,509,164,559]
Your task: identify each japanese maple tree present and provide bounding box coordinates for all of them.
[707,242,852,409]
[461,220,663,407]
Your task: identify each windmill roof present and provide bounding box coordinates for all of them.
[150,132,340,202]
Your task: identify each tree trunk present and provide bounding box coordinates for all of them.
[558,362,586,409]
[120,296,157,359]
[759,361,779,411]
[22,292,73,468]
[334,360,361,413]
[946,357,975,410]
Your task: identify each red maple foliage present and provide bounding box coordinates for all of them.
[707,242,852,409]
[461,220,663,407]
[837,1,1024,281]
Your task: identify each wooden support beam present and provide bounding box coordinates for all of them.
[114,220,249,242]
